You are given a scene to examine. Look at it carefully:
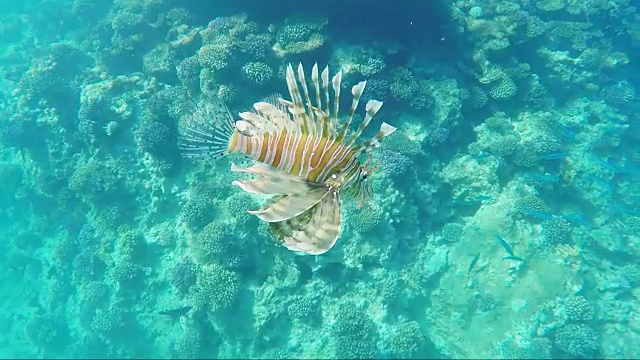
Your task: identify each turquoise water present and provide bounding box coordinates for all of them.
[0,0,639,358]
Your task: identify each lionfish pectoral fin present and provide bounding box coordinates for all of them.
[248,188,327,222]
[271,193,342,255]
[231,162,319,195]
[178,95,236,160]
[231,162,300,179]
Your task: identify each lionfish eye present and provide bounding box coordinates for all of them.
[362,173,368,180]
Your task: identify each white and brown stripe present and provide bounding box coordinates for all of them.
[227,129,361,184]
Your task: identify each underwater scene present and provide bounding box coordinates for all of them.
[1,0,639,358]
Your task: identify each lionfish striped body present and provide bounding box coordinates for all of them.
[179,63,396,255]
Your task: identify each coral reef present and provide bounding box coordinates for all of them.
[0,0,638,358]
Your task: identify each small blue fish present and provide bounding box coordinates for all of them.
[558,125,576,142]
[473,195,494,202]
[562,213,590,226]
[586,175,615,193]
[596,158,622,174]
[608,203,640,216]
[494,235,514,256]
[452,199,475,206]
[519,207,553,221]
[538,152,565,160]
[522,172,560,183]
[474,152,492,160]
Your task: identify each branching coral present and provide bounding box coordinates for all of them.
[554,323,600,357]
[200,14,259,47]
[136,120,177,158]
[477,65,517,100]
[382,132,422,156]
[169,258,198,294]
[287,295,320,321]
[181,196,216,230]
[441,223,464,243]
[177,55,201,93]
[26,314,70,352]
[380,149,413,178]
[241,61,273,85]
[197,44,232,72]
[331,305,379,359]
[332,46,386,77]
[192,264,240,312]
[173,329,205,359]
[542,215,572,244]
[348,204,383,234]
[385,320,427,359]
[142,43,177,80]
[557,295,593,321]
[272,18,327,57]
[195,220,237,262]
[389,68,432,110]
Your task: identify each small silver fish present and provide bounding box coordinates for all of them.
[468,253,480,275]
[159,305,192,320]
[503,256,525,262]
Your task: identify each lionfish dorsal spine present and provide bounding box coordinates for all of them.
[296,63,315,127]
[251,98,291,131]
[285,64,311,134]
[345,99,384,148]
[310,64,323,134]
[238,110,279,133]
[321,66,331,125]
[336,81,366,142]
[331,70,342,134]
[309,64,332,138]
[353,121,397,154]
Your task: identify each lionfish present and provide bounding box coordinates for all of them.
[179,63,396,255]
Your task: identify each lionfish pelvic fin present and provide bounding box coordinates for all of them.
[270,191,342,255]
[230,162,315,195]
[248,188,328,223]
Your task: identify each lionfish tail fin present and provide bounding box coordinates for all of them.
[178,96,235,160]
[270,193,342,255]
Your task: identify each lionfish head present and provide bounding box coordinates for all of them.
[353,153,379,208]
